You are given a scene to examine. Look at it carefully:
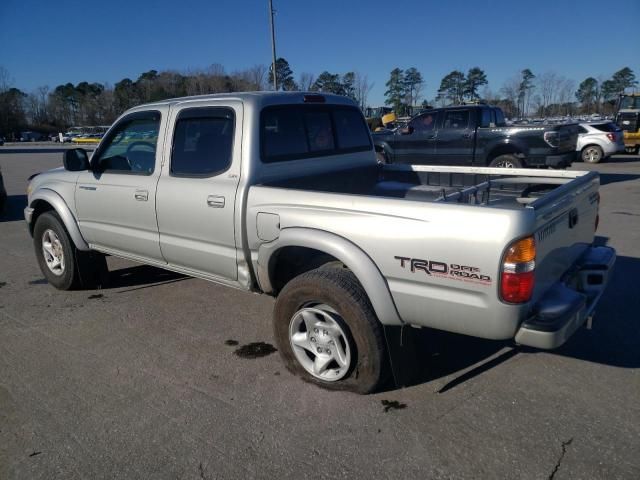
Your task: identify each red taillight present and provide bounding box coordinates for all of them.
[606,133,615,142]
[501,271,535,303]
[500,236,536,304]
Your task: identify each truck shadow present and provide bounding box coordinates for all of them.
[387,254,640,392]
[0,194,28,222]
[107,264,187,292]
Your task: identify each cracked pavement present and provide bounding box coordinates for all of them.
[0,146,639,479]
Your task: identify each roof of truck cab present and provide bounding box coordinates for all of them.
[131,91,357,110]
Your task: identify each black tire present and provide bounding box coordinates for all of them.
[489,154,523,168]
[273,267,386,394]
[581,145,604,164]
[33,212,106,290]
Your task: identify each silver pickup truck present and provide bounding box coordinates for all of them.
[25,92,615,393]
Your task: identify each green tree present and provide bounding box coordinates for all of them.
[312,71,345,95]
[464,67,488,101]
[341,72,356,100]
[518,68,535,116]
[436,70,465,105]
[611,67,637,94]
[403,67,424,106]
[269,58,297,91]
[384,68,405,113]
[0,86,27,136]
[575,77,599,113]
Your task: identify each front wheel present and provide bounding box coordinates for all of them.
[273,267,386,393]
[489,154,523,168]
[376,150,389,164]
[581,145,604,164]
[33,212,106,290]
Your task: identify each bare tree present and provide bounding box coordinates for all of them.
[557,78,576,116]
[0,66,12,92]
[298,72,315,91]
[537,71,559,115]
[246,64,268,90]
[500,76,520,117]
[354,72,374,110]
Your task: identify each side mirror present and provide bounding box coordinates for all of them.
[399,126,414,135]
[63,148,90,171]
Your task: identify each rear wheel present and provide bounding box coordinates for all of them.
[581,145,603,164]
[273,267,386,393]
[489,154,523,168]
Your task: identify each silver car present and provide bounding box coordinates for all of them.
[577,122,625,163]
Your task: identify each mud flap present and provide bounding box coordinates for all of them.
[383,325,420,388]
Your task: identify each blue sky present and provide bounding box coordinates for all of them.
[1,0,638,105]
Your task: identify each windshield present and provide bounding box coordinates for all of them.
[619,96,640,110]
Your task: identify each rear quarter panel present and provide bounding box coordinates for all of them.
[247,186,535,340]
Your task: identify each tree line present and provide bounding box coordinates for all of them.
[381,65,636,119]
[0,61,637,138]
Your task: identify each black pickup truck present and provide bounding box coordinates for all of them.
[372,105,578,168]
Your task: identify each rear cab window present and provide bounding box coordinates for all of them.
[442,110,470,129]
[171,107,235,177]
[261,105,371,163]
[592,123,620,133]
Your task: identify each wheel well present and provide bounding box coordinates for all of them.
[29,199,54,234]
[487,145,525,164]
[269,246,344,294]
[581,143,602,151]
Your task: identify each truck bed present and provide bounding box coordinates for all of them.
[262,163,594,211]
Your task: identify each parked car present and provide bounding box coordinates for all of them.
[24,92,615,393]
[373,105,578,168]
[577,122,625,163]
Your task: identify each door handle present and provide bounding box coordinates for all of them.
[134,190,149,201]
[207,195,225,208]
[79,185,97,191]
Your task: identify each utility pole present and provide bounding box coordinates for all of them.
[268,0,277,91]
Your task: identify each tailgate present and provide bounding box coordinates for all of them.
[528,171,600,303]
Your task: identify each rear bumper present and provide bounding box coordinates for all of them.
[515,246,616,349]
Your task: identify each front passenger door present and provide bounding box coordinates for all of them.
[392,112,439,164]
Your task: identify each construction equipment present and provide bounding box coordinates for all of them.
[615,93,640,154]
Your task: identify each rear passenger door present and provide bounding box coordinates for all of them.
[156,103,242,281]
[433,109,475,165]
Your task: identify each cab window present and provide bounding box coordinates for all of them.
[442,110,469,129]
[93,111,160,175]
[409,112,437,133]
[171,108,235,177]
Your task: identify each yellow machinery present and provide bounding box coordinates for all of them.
[616,93,640,153]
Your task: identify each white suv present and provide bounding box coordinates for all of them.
[577,122,625,163]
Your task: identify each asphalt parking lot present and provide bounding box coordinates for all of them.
[1,145,639,479]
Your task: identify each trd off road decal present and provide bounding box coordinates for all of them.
[395,256,492,285]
